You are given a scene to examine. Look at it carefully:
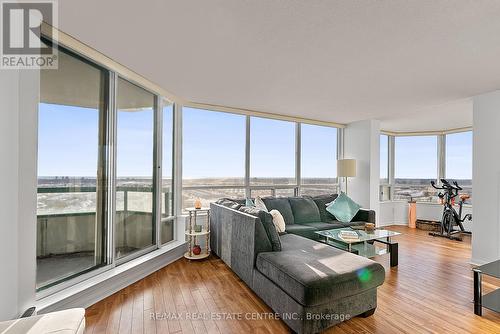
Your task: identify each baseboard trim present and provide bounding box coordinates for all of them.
[36,241,186,314]
[378,221,408,227]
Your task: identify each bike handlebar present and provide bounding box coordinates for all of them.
[431,179,462,192]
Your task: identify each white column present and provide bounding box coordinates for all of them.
[0,69,38,320]
[472,91,500,264]
[343,120,380,219]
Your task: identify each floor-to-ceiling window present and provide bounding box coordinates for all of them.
[115,78,156,260]
[300,124,338,196]
[37,44,109,289]
[379,134,390,201]
[181,109,341,205]
[394,135,438,202]
[37,39,178,290]
[161,101,175,244]
[446,131,472,203]
[250,117,297,197]
[182,107,246,208]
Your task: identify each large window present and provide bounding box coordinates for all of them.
[182,112,340,204]
[380,135,389,184]
[161,102,174,244]
[115,78,156,259]
[37,45,109,288]
[379,134,390,201]
[394,136,437,202]
[300,124,338,196]
[182,107,246,208]
[37,39,181,291]
[250,117,296,185]
[446,131,472,203]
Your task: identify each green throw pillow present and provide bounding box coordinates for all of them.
[326,192,361,223]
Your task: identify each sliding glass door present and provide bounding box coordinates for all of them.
[115,78,156,260]
[36,39,178,291]
[161,102,174,244]
[37,44,109,289]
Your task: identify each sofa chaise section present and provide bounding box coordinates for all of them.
[256,234,385,307]
[210,199,385,334]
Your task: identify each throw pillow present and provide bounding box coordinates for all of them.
[238,206,281,251]
[326,192,361,223]
[245,197,255,207]
[261,197,295,225]
[215,198,242,210]
[311,194,339,222]
[255,196,268,211]
[288,197,321,224]
[269,209,286,233]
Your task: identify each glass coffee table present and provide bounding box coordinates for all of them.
[315,227,401,267]
[473,259,500,316]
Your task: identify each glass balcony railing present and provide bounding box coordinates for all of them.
[36,186,173,289]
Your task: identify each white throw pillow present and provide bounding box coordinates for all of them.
[255,196,268,211]
[269,209,286,233]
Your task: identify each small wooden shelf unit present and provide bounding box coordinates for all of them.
[184,207,210,260]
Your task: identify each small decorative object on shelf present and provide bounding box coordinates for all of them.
[184,207,210,260]
[365,223,375,231]
[194,198,202,210]
[192,245,202,255]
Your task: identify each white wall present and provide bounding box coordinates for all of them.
[379,201,473,231]
[472,91,500,265]
[379,201,408,226]
[344,120,380,217]
[0,69,38,320]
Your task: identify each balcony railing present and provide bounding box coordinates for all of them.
[36,186,173,254]
[36,185,174,287]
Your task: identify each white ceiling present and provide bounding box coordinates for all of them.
[57,1,500,131]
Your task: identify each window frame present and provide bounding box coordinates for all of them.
[299,123,339,196]
[384,130,472,204]
[159,100,176,245]
[180,115,343,211]
[444,131,473,206]
[36,38,177,297]
[36,39,111,291]
[379,134,392,201]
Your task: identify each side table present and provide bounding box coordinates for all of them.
[184,207,210,260]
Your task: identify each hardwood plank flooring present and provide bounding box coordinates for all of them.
[85,226,500,333]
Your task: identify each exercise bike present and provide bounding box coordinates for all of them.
[429,179,472,241]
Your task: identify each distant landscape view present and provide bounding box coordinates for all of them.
[392,178,472,204]
[38,176,158,215]
[38,177,341,215]
[38,176,472,215]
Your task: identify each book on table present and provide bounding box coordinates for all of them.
[338,230,360,242]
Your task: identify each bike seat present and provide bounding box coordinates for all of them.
[459,194,470,201]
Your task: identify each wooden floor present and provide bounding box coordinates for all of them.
[85,226,500,334]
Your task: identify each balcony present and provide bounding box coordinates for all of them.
[36,185,173,289]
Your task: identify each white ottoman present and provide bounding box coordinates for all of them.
[0,308,85,334]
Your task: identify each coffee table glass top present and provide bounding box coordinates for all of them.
[315,227,401,244]
[474,259,500,280]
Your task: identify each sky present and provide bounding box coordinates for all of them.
[182,108,338,179]
[390,133,472,180]
[38,104,472,180]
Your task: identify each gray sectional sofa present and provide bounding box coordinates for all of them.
[210,194,385,334]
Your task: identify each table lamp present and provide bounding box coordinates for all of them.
[337,159,356,194]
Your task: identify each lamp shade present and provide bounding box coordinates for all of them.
[337,159,356,177]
